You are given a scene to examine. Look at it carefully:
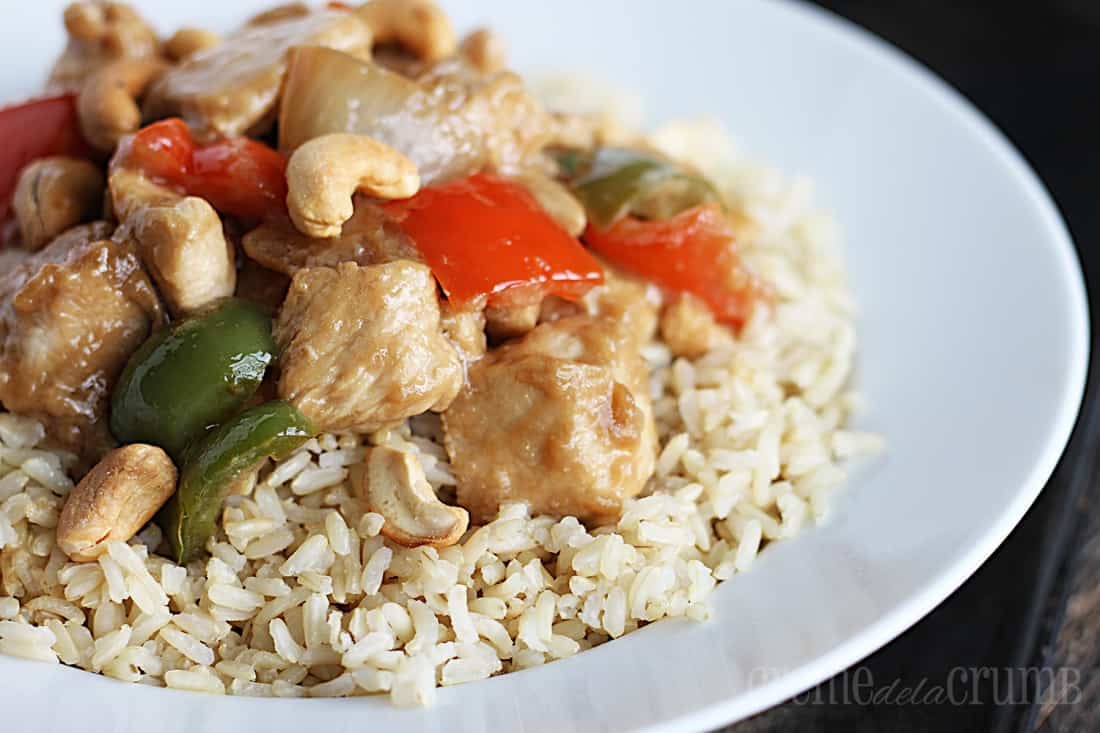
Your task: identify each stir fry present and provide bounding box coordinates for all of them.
[0,0,767,566]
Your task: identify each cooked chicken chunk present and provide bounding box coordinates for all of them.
[110,169,235,316]
[47,1,161,92]
[484,303,539,342]
[274,261,463,433]
[440,302,487,363]
[659,293,729,359]
[144,9,370,140]
[417,60,556,179]
[582,268,660,348]
[235,257,290,314]
[242,201,418,276]
[0,228,163,459]
[540,268,660,349]
[443,316,657,524]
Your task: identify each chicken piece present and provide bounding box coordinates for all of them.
[0,229,163,460]
[539,268,660,348]
[110,168,235,316]
[144,9,370,140]
[235,257,290,314]
[242,201,418,276]
[443,316,657,524]
[47,1,161,92]
[440,301,487,363]
[581,267,661,348]
[275,261,463,433]
[538,295,584,323]
[484,303,539,343]
[659,293,729,359]
[418,60,556,178]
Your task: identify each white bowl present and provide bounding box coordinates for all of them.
[0,1,1087,731]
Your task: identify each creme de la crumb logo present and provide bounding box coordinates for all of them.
[746,666,1082,706]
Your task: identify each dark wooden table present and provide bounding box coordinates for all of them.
[718,1,1100,731]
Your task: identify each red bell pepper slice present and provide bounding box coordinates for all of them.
[113,118,287,220]
[582,204,765,328]
[384,173,604,307]
[0,94,88,223]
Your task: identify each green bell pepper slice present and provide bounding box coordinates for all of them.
[561,147,721,229]
[159,401,315,564]
[110,298,276,460]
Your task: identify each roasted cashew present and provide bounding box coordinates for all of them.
[49,3,161,93]
[111,169,237,316]
[459,28,506,74]
[78,57,169,152]
[286,133,420,239]
[62,2,155,52]
[56,444,178,562]
[12,157,104,252]
[63,2,108,40]
[513,172,587,237]
[351,446,468,548]
[164,27,220,61]
[357,0,456,62]
[246,2,311,26]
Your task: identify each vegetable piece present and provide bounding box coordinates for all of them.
[112,118,287,219]
[562,147,720,230]
[0,94,88,222]
[110,298,276,459]
[582,204,765,328]
[383,172,604,307]
[278,46,477,184]
[159,401,314,563]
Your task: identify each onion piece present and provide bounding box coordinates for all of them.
[278,46,483,184]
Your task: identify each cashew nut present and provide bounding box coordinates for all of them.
[63,2,153,50]
[246,2,311,26]
[357,0,456,62]
[286,133,420,239]
[164,27,220,61]
[56,444,178,562]
[513,172,587,237]
[63,2,109,40]
[351,446,468,548]
[111,168,237,316]
[49,3,161,93]
[78,57,169,152]
[12,157,104,252]
[459,28,506,74]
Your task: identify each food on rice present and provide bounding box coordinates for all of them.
[0,0,881,706]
